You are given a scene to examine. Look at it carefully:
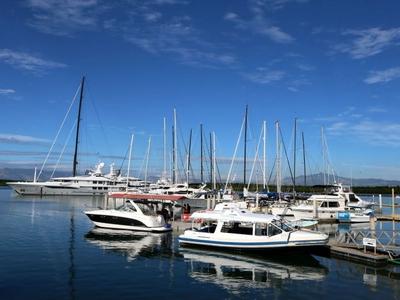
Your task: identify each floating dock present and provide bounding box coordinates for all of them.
[327,242,389,266]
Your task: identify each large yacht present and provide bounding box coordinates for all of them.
[7,163,144,196]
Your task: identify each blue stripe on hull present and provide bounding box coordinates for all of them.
[178,237,326,248]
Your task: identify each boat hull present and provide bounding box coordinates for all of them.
[91,220,172,232]
[8,182,112,196]
[178,231,328,250]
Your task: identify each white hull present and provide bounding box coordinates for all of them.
[8,182,120,196]
[179,231,328,249]
[92,221,171,232]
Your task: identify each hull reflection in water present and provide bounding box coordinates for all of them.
[181,247,328,293]
[85,228,173,261]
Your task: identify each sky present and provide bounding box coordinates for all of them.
[0,0,400,182]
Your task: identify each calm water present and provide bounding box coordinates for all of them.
[0,187,399,300]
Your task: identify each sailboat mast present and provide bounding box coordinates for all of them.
[302,131,306,187]
[126,133,134,188]
[163,117,167,180]
[144,136,152,185]
[72,76,85,177]
[212,131,216,190]
[172,109,177,184]
[275,121,281,195]
[263,120,266,190]
[293,118,297,196]
[209,132,213,186]
[186,129,192,185]
[243,105,248,186]
[200,123,203,183]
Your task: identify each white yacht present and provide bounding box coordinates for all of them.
[85,198,173,232]
[270,194,372,223]
[7,163,142,196]
[148,180,207,198]
[329,183,372,208]
[178,205,328,249]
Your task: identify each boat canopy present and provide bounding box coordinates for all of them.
[191,209,279,223]
[109,192,186,201]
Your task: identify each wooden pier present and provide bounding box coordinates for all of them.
[376,214,400,221]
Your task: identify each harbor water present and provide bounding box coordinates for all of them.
[0,187,399,299]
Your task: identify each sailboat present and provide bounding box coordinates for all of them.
[7,77,133,196]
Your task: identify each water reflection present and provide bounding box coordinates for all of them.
[85,228,173,261]
[180,247,328,293]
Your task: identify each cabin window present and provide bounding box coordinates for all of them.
[328,201,339,208]
[255,223,268,236]
[321,202,328,207]
[136,202,156,216]
[221,222,253,235]
[267,223,282,236]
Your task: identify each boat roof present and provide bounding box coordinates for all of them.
[191,208,279,223]
[108,192,186,201]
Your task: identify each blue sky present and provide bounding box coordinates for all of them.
[0,0,400,182]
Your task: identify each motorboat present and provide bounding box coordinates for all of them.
[336,209,374,223]
[178,205,328,249]
[85,197,174,232]
[329,183,373,209]
[270,193,373,223]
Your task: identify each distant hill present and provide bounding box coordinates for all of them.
[282,172,400,187]
[0,168,71,181]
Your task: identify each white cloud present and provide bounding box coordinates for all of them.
[364,67,400,84]
[368,106,387,113]
[327,120,400,147]
[0,49,66,73]
[224,2,294,44]
[26,0,102,36]
[0,89,16,95]
[0,133,50,145]
[243,68,285,84]
[335,27,400,59]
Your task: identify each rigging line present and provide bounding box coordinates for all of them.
[224,113,246,193]
[247,125,263,190]
[278,126,295,186]
[85,86,113,157]
[51,119,77,179]
[38,84,81,180]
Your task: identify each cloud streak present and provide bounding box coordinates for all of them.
[335,27,400,59]
[0,133,50,145]
[26,0,102,36]
[0,89,16,95]
[0,49,66,73]
[364,67,400,84]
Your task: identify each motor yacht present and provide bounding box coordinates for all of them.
[85,198,173,232]
[178,206,328,249]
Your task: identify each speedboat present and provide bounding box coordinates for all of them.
[85,199,172,232]
[178,206,328,250]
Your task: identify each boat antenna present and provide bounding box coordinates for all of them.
[72,76,85,177]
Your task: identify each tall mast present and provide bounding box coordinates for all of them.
[209,132,213,186]
[186,129,192,185]
[212,131,216,190]
[243,105,248,186]
[293,118,297,196]
[163,117,167,180]
[200,123,204,183]
[72,76,85,177]
[275,121,281,195]
[263,120,266,190]
[302,131,306,187]
[172,109,177,184]
[321,127,326,186]
[144,136,151,185]
[126,133,134,188]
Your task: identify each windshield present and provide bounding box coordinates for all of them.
[272,220,294,232]
[135,202,156,216]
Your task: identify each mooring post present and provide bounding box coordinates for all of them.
[313,199,318,219]
[379,194,382,210]
[207,197,210,210]
[256,193,259,209]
